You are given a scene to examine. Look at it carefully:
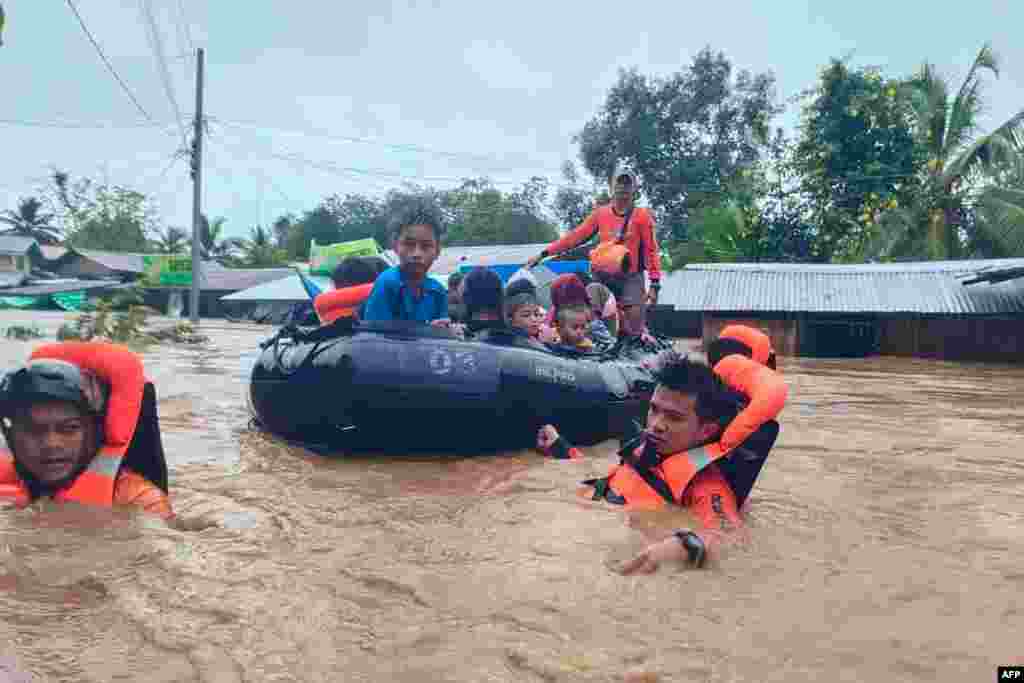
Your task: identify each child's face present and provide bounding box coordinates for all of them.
[557,310,590,346]
[394,224,439,280]
[510,304,543,338]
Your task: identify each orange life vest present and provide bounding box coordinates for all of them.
[0,342,146,507]
[713,353,788,452]
[719,324,774,367]
[583,441,732,509]
[314,282,375,324]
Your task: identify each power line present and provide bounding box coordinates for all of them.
[208,116,568,176]
[173,0,196,76]
[0,117,182,130]
[64,0,155,123]
[139,0,189,150]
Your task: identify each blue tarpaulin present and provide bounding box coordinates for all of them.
[457,260,589,283]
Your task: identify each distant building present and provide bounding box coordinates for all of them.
[659,259,1024,361]
[50,248,147,281]
[143,265,295,318]
[0,235,42,287]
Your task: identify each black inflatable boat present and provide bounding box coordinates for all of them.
[249,321,662,453]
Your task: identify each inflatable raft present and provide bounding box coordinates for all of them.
[249,321,660,453]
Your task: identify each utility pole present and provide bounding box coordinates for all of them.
[189,47,205,324]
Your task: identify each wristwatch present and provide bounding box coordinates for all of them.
[673,530,707,568]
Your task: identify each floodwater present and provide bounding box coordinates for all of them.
[1,311,1022,682]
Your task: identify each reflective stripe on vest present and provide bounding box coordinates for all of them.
[588,442,729,508]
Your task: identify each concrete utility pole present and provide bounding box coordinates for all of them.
[189,47,205,324]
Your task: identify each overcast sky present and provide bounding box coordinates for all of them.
[1,1,1021,240]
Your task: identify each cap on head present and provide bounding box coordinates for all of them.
[0,359,108,420]
[609,165,638,193]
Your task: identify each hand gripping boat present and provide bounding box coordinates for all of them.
[249,321,659,453]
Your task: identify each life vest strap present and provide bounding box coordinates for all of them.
[581,477,626,505]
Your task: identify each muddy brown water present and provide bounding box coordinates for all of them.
[1,311,1022,682]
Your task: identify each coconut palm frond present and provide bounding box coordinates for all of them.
[942,110,1024,186]
[864,206,920,259]
[974,185,1024,255]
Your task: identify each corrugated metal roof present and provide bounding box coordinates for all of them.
[73,249,147,273]
[200,267,294,291]
[0,280,133,296]
[220,273,331,302]
[0,235,38,254]
[661,259,1024,315]
[0,273,27,288]
[220,271,449,302]
[685,258,1024,274]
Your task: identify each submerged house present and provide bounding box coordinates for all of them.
[50,248,147,281]
[144,264,295,319]
[659,259,1024,361]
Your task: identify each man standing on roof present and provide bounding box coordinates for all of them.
[526,167,662,326]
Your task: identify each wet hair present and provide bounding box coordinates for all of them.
[331,256,387,288]
[652,351,744,429]
[389,201,446,242]
[504,279,539,318]
[462,267,504,319]
[706,337,754,367]
[550,274,591,312]
[555,304,588,326]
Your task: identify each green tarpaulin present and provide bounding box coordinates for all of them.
[0,296,38,309]
[51,290,87,311]
[0,290,88,311]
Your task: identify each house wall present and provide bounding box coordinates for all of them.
[0,254,30,274]
[648,306,701,338]
[880,317,1024,361]
[702,316,798,356]
[142,289,235,318]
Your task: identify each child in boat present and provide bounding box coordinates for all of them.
[550,305,596,354]
[586,281,619,339]
[504,278,544,341]
[362,202,448,324]
[315,256,390,324]
[447,270,467,322]
[459,268,547,350]
[539,274,592,343]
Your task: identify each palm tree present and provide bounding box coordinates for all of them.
[239,225,287,267]
[0,197,62,244]
[874,45,1024,259]
[199,215,244,263]
[970,150,1024,256]
[152,226,189,254]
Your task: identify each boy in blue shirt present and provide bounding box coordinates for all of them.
[362,203,449,323]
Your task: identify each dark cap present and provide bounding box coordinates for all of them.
[0,359,108,419]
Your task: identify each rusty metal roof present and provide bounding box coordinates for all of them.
[660,259,1024,315]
